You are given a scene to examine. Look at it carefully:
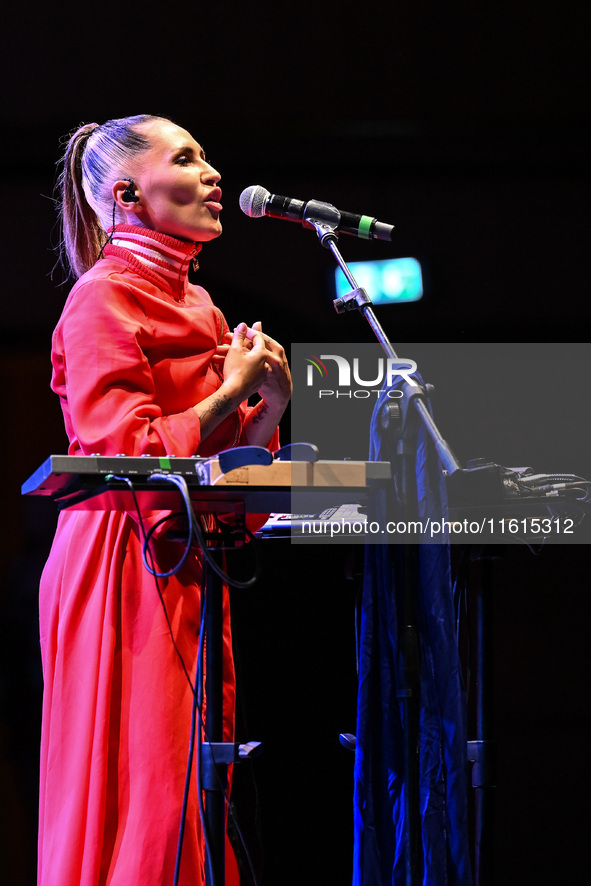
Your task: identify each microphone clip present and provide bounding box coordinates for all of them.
[303,200,340,247]
[333,286,372,314]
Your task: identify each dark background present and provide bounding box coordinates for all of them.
[0,2,589,884]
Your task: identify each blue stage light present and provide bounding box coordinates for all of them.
[335,257,423,305]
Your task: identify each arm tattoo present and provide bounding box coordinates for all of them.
[197,393,234,422]
[251,400,270,425]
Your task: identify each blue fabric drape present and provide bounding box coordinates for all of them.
[353,379,473,886]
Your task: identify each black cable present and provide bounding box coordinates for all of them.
[141,510,195,578]
[144,472,262,589]
[514,476,591,497]
[174,569,210,886]
[110,471,262,884]
[106,474,206,883]
[97,201,117,260]
[105,476,194,690]
[194,517,262,590]
[141,473,198,578]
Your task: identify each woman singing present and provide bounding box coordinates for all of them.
[38,114,291,885]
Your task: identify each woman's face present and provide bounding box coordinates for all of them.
[130,119,223,242]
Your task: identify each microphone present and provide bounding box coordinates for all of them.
[239,185,395,242]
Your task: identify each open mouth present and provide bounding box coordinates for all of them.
[204,188,223,213]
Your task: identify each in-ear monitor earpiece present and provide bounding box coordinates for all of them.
[122,179,139,203]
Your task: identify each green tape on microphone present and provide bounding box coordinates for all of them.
[358,215,373,239]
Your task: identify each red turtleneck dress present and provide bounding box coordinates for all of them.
[38,226,278,886]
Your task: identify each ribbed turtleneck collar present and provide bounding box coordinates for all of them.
[102,225,202,300]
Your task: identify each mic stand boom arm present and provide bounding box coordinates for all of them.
[305,207,460,477]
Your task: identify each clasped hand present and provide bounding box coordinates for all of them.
[214,322,292,407]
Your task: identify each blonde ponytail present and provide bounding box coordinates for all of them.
[56,114,165,279]
[57,123,103,279]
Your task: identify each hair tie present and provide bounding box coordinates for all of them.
[79,122,100,149]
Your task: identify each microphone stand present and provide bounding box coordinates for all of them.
[306,205,460,477]
[304,206,460,886]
